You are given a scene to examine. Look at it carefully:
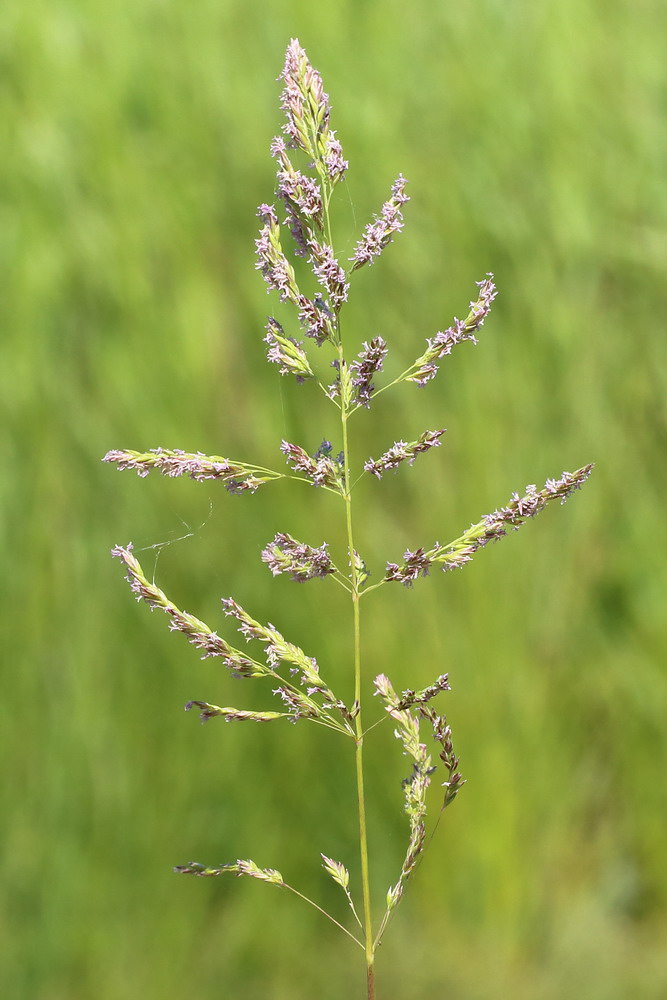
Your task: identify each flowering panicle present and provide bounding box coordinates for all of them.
[408,274,497,387]
[281,439,345,493]
[264,318,314,382]
[111,545,266,678]
[185,701,288,724]
[107,39,595,984]
[385,465,594,585]
[373,674,437,914]
[103,449,278,493]
[349,337,388,408]
[175,860,284,885]
[350,176,409,271]
[364,429,445,479]
[262,531,337,583]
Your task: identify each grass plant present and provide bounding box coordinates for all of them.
[106,41,593,998]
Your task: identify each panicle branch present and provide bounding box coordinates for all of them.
[373,672,464,945]
[103,449,281,493]
[385,465,594,586]
[364,429,445,479]
[350,176,410,271]
[175,860,284,884]
[185,701,289,723]
[407,273,497,387]
[373,675,435,918]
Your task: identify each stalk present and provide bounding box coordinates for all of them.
[339,347,375,998]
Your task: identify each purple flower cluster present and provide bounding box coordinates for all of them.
[263,318,314,382]
[255,204,300,304]
[409,274,497,387]
[323,132,348,182]
[280,439,345,492]
[276,166,324,227]
[385,465,594,585]
[310,242,349,309]
[385,548,433,586]
[262,531,336,583]
[103,449,266,493]
[350,175,409,271]
[297,294,336,345]
[349,337,388,407]
[280,38,331,157]
[279,39,347,185]
[364,429,445,479]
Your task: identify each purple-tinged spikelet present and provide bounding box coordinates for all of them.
[350,337,388,407]
[280,439,345,492]
[297,294,337,345]
[323,132,348,182]
[264,318,314,382]
[255,204,301,304]
[310,242,349,309]
[364,429,445,478]
[350,176,409,271]
[385,465,594,585]
[277,165,324,226]
[262,531,336,583]
[385,548,433,586]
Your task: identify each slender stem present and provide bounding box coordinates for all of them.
[323,181,375,996]
[340,349,375,994]
[283,884,364,950]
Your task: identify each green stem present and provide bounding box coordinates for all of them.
[340,349,375,995]
[323,178,375,995]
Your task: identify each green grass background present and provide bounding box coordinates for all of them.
[3,0,666,997]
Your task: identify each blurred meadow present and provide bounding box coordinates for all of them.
[2,0,667,997]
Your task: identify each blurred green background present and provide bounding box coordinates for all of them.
[3,0,666,997]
